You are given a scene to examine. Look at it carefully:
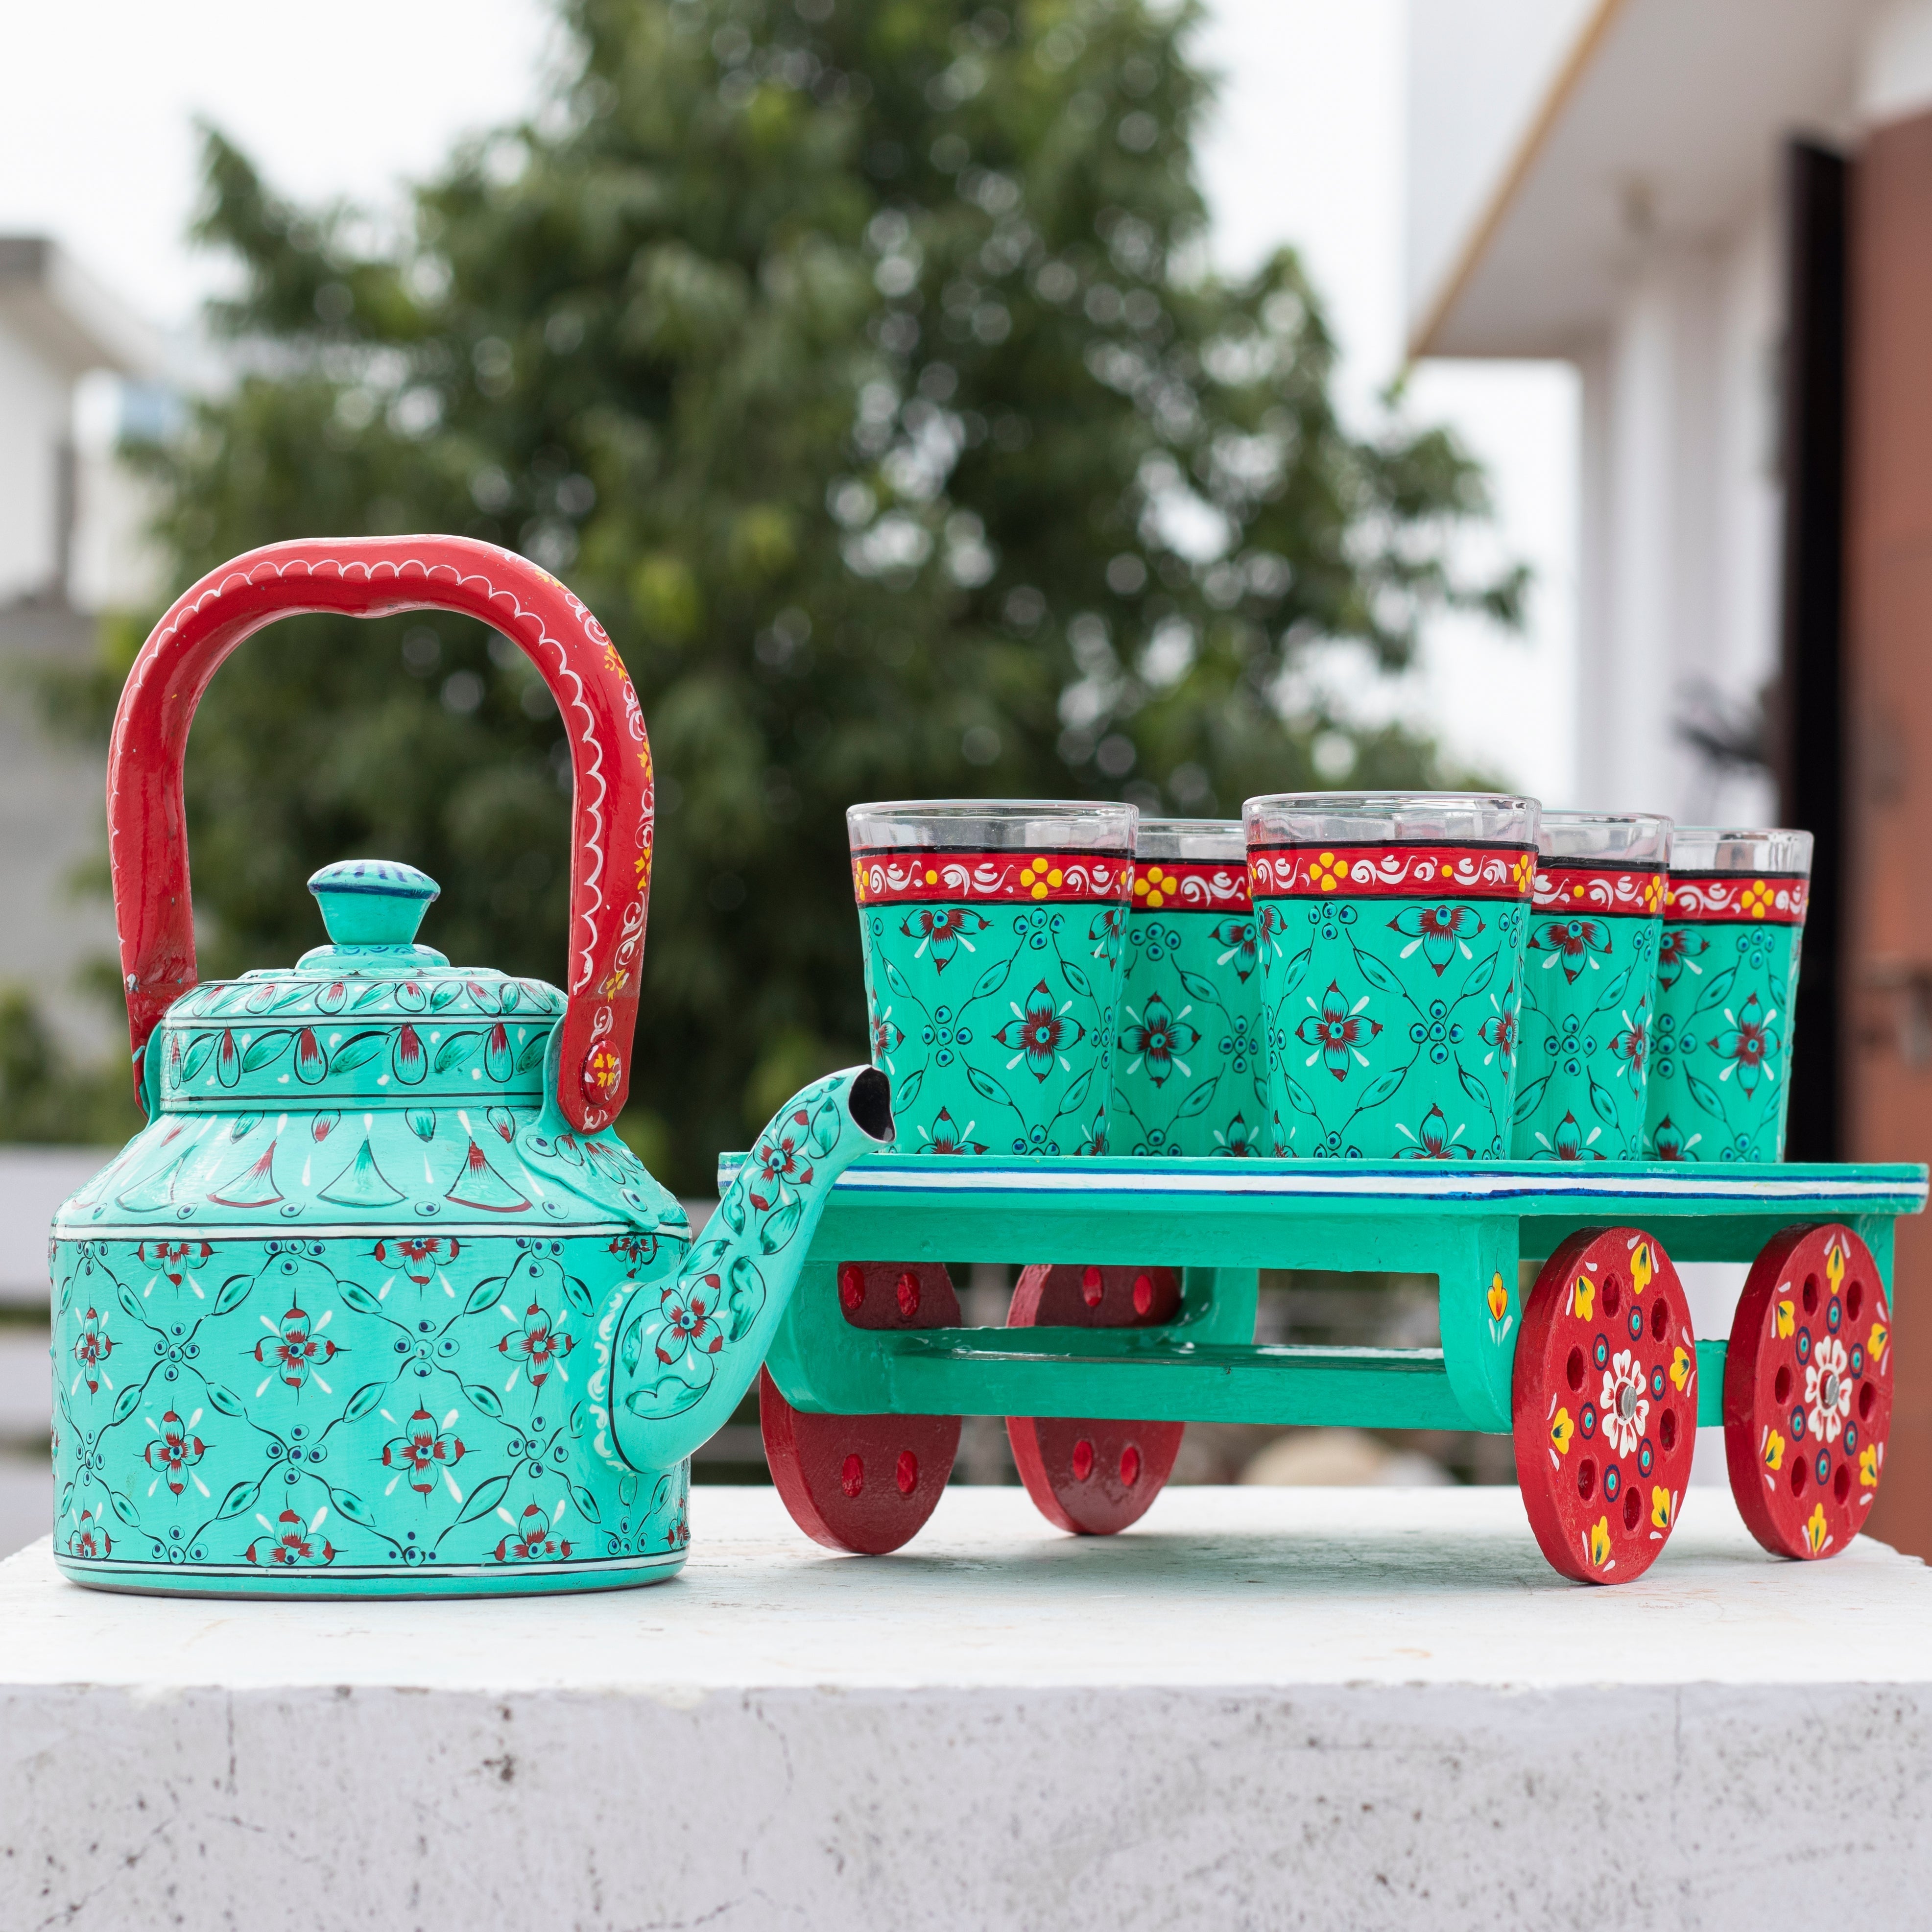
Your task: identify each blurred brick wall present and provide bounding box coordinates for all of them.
[1847,105,1932,1561]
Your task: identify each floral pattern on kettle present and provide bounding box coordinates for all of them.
[50,1228,691,1589]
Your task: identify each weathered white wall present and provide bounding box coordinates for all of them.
[7,1488,1932,1932]
[1572,201,1783,828]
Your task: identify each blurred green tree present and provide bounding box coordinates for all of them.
[79,0,1522,1186]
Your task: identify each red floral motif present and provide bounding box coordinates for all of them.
[67,1509,112,1559]
[920,1108,987,1155]
[1478,991,1517,1073]
[899,906,991,971]
[1610,1015,1648,1079]
[495,1503,572,1561]
[1539,1111,1605,1162]
[246,1508,338,1567]
[1655,927,1707,990]
[1295,980,1383,1080]
[1390,904,1485,976]
[499,1302,572,1387]
[143,1409,207,1496]
[871,1012,906,1060]
[1210,916,1258,982]
[1396,1104,1474,1160]
[1529,916,1611,984]
[750,1111,815,1209]
[1119,992,1200,1086]
[374,1234,461,1288]
[1714,993,1778,1097]
[1649,1115,1700,1160]
[72,1305,113,1395]
[654,1278,724,1364]
[995,979,1087,1081]
[138,1239,213,1288]
[255,1303,336,1390]
[382,1408,467,1496]
[607,1232,659,1274]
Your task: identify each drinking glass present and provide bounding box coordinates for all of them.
[848,800,1137,1155]
[1244,792,1540,1158]
[1512,812,1672,1160]
[1109,819,1265,1157]
[1643,828,1812,1162]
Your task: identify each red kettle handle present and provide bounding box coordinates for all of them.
[108,535,652,1133]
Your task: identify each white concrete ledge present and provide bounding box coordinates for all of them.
[5,1486,1931,1930]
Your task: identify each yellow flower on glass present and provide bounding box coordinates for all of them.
[1805,1503,1830,1555]
[1869,1319,1889,1364]
[1308,851,1347,893]
[1588,1516,1613,1568]
[1487,1272,1508,1322]
[1550,1407,1574,1456]
[1137,865,1169,908]
[1630,1240,1654,1297]
[1512,853,1536,895]
[1860,1443,1880,1487]
[1571,1275,1595,1322]
[1642,873,1663,913]
[1670,1345,1692,1392]
[1762,1428,1785,1472]
[1740,879,1775,920]
[1020,860,1051,901]
[1775,1299,1794,1339]
[1650,1485,1672,1531]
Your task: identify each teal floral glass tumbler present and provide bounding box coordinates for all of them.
[1245,792,1539,1158]
[1108,820,1265,1157]
[1643,827,1812,1162]
[1511,812,1671,1161]
[849,800,1137,1155]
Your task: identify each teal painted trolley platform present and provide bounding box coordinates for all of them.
[735,1152,1927,1582]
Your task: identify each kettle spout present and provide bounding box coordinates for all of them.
[608,1066,892,1472]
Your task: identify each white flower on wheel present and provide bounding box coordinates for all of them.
[1805,1334,1853,1444]
[1601,1349,1649,1459]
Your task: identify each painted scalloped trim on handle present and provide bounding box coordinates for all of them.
[106,536,652,1133]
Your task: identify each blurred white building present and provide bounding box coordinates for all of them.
[0,238,166,1054]
[1406,0,1932,825]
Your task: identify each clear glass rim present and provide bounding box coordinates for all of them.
[1244,791,1539,847]
[1669,826,1813,876]
[847,798,1138,852]
[1134,816,1243,861]
[1536,811,1673,865]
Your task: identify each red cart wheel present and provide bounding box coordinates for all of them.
[1005,1264,1185,1535]
[1724,1224,1891,1561]
[759,1261,961,1555]
[1513,1227,1697,1585]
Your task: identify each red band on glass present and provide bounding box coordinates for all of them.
[1533,865,1666,917]
[851,850,1131,906]
[1130,859,1250,912]
[1664,872,1809,925]
[1248,842,1536,902]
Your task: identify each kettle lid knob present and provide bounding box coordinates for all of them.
[308,859,440,949]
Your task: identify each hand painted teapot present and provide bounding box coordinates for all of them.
[49,536,890,1598]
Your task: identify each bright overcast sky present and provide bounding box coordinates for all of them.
[0,0,1575,801]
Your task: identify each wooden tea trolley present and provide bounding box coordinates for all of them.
[732,1152,1927,1582]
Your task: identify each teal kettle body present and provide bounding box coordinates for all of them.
[48,537,889,1597]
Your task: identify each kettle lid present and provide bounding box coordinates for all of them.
[152,859,564,1110]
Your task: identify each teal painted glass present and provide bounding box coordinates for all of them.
[1109,820,1266,1156]
[1511,812,1671,1161]
[1644,828,1813,1162]
[1245,793,1539,1159]
[50,864,894,1597]
[850,801,1137,1155]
